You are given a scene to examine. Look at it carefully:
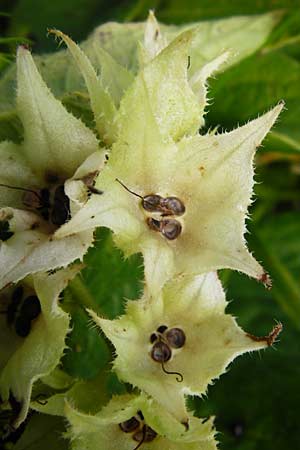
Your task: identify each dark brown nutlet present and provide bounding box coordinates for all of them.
[51,184,70,226]
[14,316,31,337]
[166,328,186,349]
[20,296,41,321]
[119,416,140,433]
[150,333,157,344]
[160,197,185,216]
[133,425,157,443]
[142,195,162,212]
[151,341,172,363]
[161,219,182,240]
[146,217,162,233]
[156,324,168,334]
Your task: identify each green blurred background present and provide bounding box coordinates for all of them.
[1,0,300,449]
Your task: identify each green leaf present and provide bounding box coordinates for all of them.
[188,208,300,450]
[0,37,31,45]
[60,227,143,379]
[207,51,300,154]
[0,12,280,115]
[82,228,144,319]
[248,212,300,328]
[156,0,297,22]
[31,371,110,417]
[61,91,96,130]
[8,0,126,53]
[191,334,300,450]
[190,274,300,450]
[61,305,110,380]
[264,10,300,60]
[13,413,68,450]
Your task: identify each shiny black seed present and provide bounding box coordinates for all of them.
[15,316,31,337]
[161,219,182,240]
[119,416,140,433]
[156,325,168,334]
[142,195,162,212]
[0,220,14,242]
[51,185,70,226]
[150,333,157,344]
[20,296,41,320]
[151,341,171,363]
[166,328,186,349]
[161,197,185,216]
[137,410,144,421]
[12,286,24,304]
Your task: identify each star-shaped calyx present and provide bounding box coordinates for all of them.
[54,25,283,292]
[89,273,282,424]
[0,45,105,289]
[0,265,80,429]
[66,394,217,450]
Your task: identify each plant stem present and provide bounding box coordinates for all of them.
[68,275,102,314]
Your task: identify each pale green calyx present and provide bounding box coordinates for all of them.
[141,11,168,65]
[0,46,106,289]
[0,265,80,428]
[89,273,282,423]
[54,24,283,293]
[65,394,217,450]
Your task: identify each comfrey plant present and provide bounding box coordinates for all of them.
[0,11,283,450]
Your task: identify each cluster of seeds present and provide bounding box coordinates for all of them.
[0,181,70,228]
[116,179,185,240]
[0,171,102,234]
[119,410,157,450]
[1,285,41,337]
[150,325,186,382]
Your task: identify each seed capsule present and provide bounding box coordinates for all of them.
[161,219,182,240]
[166,328,186,349]
[119,416,140,433]
[151,341,171,363]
